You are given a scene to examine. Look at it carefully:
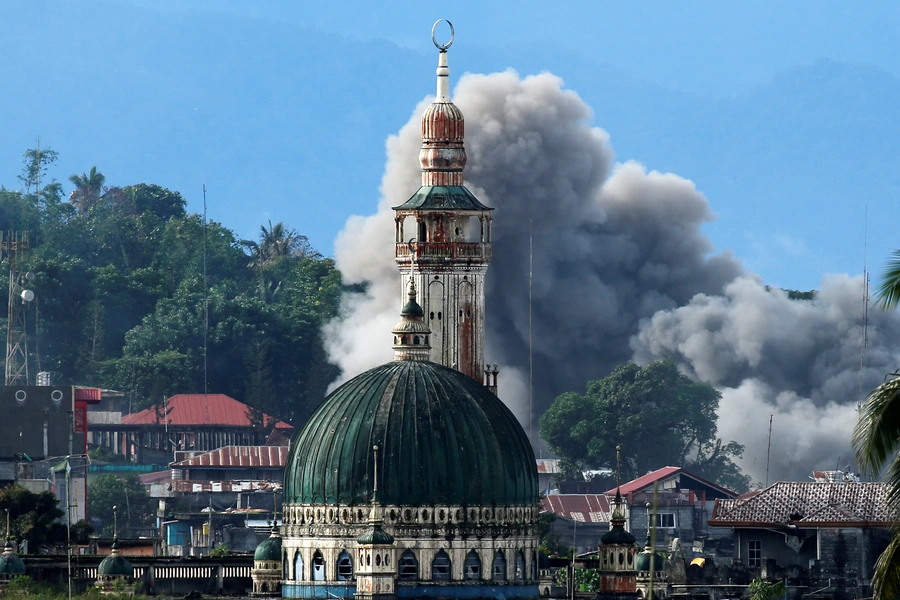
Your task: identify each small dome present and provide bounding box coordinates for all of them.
[285,360,537,506]
[254,530,282,562]
[636,548,664,572]
[600,526,637,546]
[0,543,24,575]
[357,524,394,546]
[97,545,132,578]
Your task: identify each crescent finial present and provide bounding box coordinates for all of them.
[431,19,454,51]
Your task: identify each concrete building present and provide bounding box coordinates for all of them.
[708,478,892,597]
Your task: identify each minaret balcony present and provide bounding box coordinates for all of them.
[395,241,491,264]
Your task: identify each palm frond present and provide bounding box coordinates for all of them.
[877,250,900,310]
[854,376,900,482]
[872,531,900,600]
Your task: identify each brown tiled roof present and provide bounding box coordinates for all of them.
[122,394,292,429]
[709,481,891,528]
[170,445,288,468]
[541,494,611,523]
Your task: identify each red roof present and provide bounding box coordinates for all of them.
[709,481,892,528]
[536,459,561,474]
[605,466,736,498]
[540,494,611,523]
[171,445,289,468]
[121,394,293,429]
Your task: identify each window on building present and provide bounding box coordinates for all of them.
[655,513,676,529]
[748,541,762,567]
[399,550,418,581]
[492,551,507,582]
[294,551,304,581]
[464,550,481,581]
[515,550,526,581]
[312,550,325,581]
[432,550,451,581]
[337,551,353,581]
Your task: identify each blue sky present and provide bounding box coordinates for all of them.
[2,1,900,291]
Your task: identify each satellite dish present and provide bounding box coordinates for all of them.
[24,272,35,281]
[20,290,34,302]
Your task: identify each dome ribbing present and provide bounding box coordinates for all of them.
[285,360,537,506]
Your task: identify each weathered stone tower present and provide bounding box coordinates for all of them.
[392,23,494,384]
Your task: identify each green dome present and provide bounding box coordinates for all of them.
[636,548,664,572]
[285,360,537,506]
[357,524,395,545]
[97,549,132,578]
[0,546,24,575]
[254,531,282,561]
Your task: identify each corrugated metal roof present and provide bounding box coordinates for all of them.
[139,470,171,485]
[606,466,736,498]
[709,481,891,527]
[541,494,611,523]
[536,459,561,474]
[121,394,292,429]
[171,446,289,468]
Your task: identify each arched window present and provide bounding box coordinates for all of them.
[492,551,507,582]
[418,221,427,243]
[532,550,539,580]
[432,550,451,581]
[294,550,304,581]
[464,550,481,581]
[312,550,325,581]
[515,550,525,581]
[399,549,418,581]
[337,551,353,581]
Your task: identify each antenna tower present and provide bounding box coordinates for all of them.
[3,232,33,385]
[859,205,869,410]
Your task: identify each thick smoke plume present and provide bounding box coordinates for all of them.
[325,69,900,484]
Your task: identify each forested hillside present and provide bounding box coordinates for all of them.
[0,148,344,425]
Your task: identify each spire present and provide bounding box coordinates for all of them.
[420,19,466,187]
[432,20,454,101]
[392,276,431,361]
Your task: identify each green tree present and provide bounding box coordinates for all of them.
[540,359,751,492]
[87,474,155,537]
[68,166,105,214]
[0,484,66,548]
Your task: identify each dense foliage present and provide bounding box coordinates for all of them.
[87,474,156,537]
[0,148,343,424]
[0,484,67,548]
[539,358,752,492]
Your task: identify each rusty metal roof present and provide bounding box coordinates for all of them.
[541,494,611,523]
[709,481,892,528]
[606,466,737,499]
[536,459,561,474]
[121,394,292,429]
[170,446,289,468]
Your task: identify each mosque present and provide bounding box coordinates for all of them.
[271,20,541,600]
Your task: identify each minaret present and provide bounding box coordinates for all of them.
[355,445,396,600]
[393,20,494,384]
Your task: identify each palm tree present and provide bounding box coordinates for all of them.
[68,166,105,214]
[854,254,900,598]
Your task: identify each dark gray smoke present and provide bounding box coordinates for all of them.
[325,69,900,484]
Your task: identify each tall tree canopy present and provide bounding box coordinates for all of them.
[540,358,751,492]
[0,148,343,425]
